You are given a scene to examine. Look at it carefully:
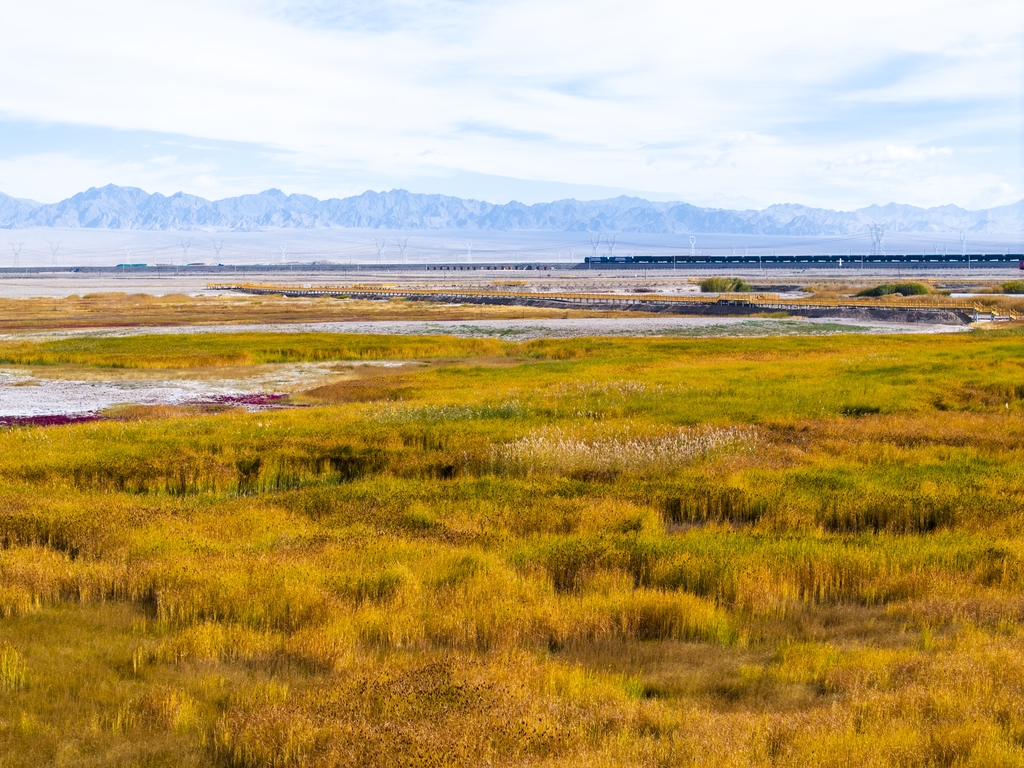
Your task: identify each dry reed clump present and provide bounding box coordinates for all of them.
[203,633,1024,767]
[943,381,1024,410]
[656,460,1022,534]
[788,411,1024,450]
[0,546,134,617]
[660,483,773,527]
[0,642,28,691]
[328,566,408,606]
[635,533,997,617]
[819,490,958,533]
[0,491,119,557]
[136,623,285,668]
[493,425,759,478]
[888,585,1024,628]
[105,687,202,735]
[135,621,355,675]
[740,630,1024,764]
[210,655,610,768]
[147,564,334,632]
[300,376,415,404]
[568,590,735,645]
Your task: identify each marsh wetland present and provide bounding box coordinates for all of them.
[0,287,1023,766]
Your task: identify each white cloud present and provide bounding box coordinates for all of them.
[0,152,239,203]
[828,144,954,168]
[0,0,1020,208]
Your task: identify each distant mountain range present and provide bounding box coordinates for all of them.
[0,185,1021,235]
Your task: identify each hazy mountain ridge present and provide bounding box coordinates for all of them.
[0,193,42,224]
[0,186,1020,235]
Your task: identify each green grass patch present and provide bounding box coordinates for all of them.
[1000,280,1024,295]
[699,277,751,293]
[855,282,931,297]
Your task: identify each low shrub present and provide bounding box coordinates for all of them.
[699,277,751,293]
[855,282,931,297]
[1001,281,1024,295]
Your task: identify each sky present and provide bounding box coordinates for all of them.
[0,0,1021,211]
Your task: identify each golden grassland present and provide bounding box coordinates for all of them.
[1,328,1024,765]
[0,292,623,333]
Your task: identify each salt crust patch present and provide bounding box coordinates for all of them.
[0,363,350,418]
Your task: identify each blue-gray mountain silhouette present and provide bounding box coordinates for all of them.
[0,185,1020,234]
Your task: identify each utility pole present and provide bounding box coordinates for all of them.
[870,223,887,258]
[9,242,23,268]
[48,240,62,268]
[589,232,601,264]
[179,238,192,266]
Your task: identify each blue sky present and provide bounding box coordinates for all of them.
[0,0,1020,210]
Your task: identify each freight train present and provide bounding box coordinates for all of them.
[582,253,1024,268]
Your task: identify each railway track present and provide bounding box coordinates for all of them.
[209,283,1019,324]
